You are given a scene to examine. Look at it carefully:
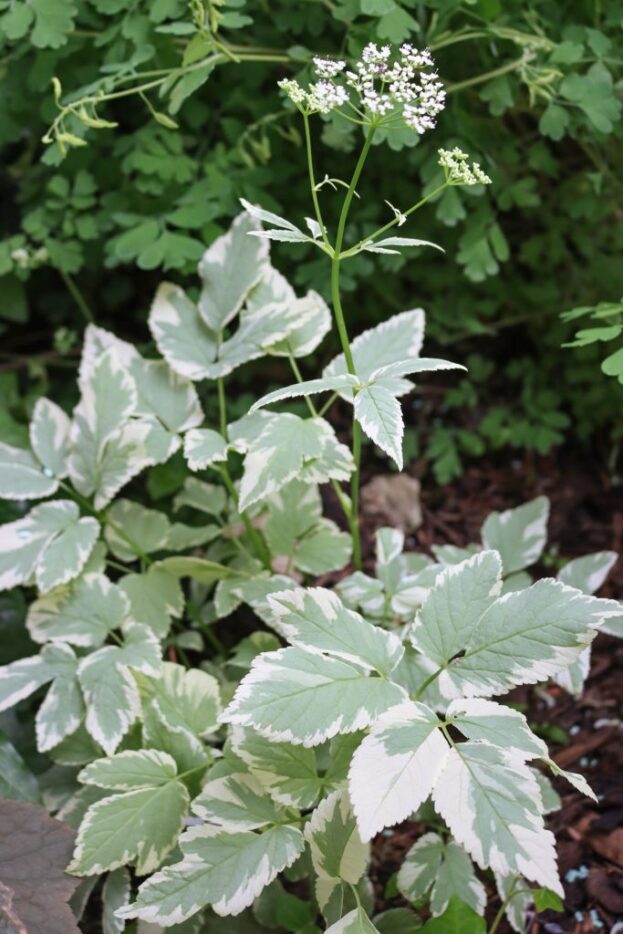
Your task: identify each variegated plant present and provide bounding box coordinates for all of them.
[0,41,621,934]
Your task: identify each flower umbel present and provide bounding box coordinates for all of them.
[438,148,492,186]
[278,43,446,134]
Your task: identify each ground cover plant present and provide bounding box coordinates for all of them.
[1,1,623,481]
[0,39,622,934]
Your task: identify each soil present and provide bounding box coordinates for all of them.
[361,444,623,933]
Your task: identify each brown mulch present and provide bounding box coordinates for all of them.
[363,446,623,933]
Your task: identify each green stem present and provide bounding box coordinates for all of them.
[58,268,94,323]
[414,665,445,699]
[286,352,353,530]
[447,53,529,94]
[329,128,376,569]
[303,113,330,248]
[339,182,448,259]
[488,877,522,934]
[219,465,271,570]
[217,376,227,438]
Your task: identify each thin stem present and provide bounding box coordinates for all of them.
[303,113,330,248]
[488,877,522,934]
[58,268,94,323]
[447,52,529,94]
[217,377,228,438]
[329,127,376,568]
[219,465,271,570]
[340,183,448,259]
[286,351,353,529]
[414,665,445,699]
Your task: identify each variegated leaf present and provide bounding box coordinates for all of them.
[129,357,203,433]
[198,211,269,332]
[29,397,71,480]
[481,497,549,574]
[305,789,369,910]
[36,514,100,593]
[353,383,404,469]
[239,414,354,512]
[78,623,161,754]
[231,726,322,809]
[102,868,131,934]
[325,908,380,933]
[148,661,221,739]
[263,480,351,576]
[70,750,189,876]
[362,236,444,254]
[432,741,562,894]
[266,587,403,676]
[239,198,301,233]
[27,572,129,648]
[221,647,407,747]
[348,701,449,840]
[0,500,98,592]
[250,375,358,414]
[494,873,531,934]
[445,579,620,698]
[183,428,228,470]
[0,441,59,500]
[323,310,425,397]
[410,551,502,671]
[557,551,617,594]
[398,832,486,917]
[150,282,219,381]
[119,823,305,923]
[34,643,83,752]
[269,290,332,358]
[446,698,547,760]
[192,772,285,830]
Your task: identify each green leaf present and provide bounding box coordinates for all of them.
[419,898,485,933]
[222,647,407,746]
[266,587,403,676]
[154,555,235,584]
[30,0,78,48]
[539,104,569,140]
[433,743,561,893]
[120,824,305,923]
[349,700,449,840]
[532,887,563,912]
[0,731,41,803]
[239,414,354,511]
[601,346,623,379]
[198,211,269,332]
[105,499,170,562]
[129,356,204,433]
[305,789,369,910]
[481,496,549,574]
[398,833,485,916]
[119,567,184,638]
[70,749,190,875]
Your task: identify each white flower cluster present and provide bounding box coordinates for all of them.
[438,147,492,186]
[278,43,446,133]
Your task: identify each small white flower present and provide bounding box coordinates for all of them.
[308,80,349,114]
[278,78,308,107]
[313,57,346,78]
[438,147,492,185]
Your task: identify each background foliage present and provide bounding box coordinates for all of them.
[1,0,622,479]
